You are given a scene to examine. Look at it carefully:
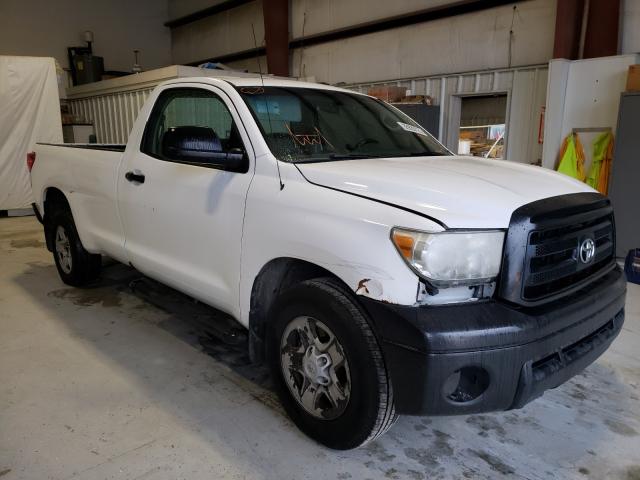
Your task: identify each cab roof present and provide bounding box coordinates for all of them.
[163,75,359,94]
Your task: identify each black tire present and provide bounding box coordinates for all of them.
[267,278,397,450]
[50,209,101,287]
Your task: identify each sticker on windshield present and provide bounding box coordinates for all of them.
[397,122,428,137]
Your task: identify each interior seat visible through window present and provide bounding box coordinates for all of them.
[142,87,245,164]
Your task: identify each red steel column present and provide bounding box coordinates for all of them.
[553,0,585,59]
[583,0,620,58]
[262,0,289,76]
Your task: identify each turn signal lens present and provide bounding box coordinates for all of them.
[391,231,415,259]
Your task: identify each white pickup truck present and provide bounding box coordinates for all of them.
[29,76,626,449]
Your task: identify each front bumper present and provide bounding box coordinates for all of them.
[359,267,626,415]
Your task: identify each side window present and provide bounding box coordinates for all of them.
[141,88,246,166]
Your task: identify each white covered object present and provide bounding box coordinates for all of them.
[0,56,62,210]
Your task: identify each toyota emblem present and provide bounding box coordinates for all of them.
[579,238,596,264]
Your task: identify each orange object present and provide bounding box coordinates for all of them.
[597,134,614,195]
[392,231,414,259]
[627,65,640,92]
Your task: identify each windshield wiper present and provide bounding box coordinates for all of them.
[401,151,450,157]
[291,154,378,164]
[327,153,381,160]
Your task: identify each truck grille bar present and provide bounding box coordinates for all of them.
[499,192,616,306]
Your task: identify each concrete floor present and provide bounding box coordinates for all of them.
[1,216,640,480]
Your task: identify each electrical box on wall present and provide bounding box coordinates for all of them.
[71,53,104,85]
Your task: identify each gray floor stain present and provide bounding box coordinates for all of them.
[0,229,42,241]
[406,470,425,480]
[365,441,396,462]
[48,287,123,308]
[469,449,515,475]
[466,415,507,437]
[625,465,640,480]
[404,446,440,469]
[604,418,638,437]
[403,430,454,472]
[9,239,44,249]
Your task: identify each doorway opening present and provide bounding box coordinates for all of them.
[458,94,508,159]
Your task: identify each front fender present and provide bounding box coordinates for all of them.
[239,170,443,327]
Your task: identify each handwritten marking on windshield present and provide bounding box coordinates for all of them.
[285,124,334,148]
[239,87,265,95]
[397,122,428,137]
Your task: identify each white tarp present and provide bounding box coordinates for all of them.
[0,56,62,210]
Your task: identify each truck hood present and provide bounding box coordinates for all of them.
[297,156,594,228]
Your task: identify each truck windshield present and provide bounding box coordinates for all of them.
[236,86,451,163]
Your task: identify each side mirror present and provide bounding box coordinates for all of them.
[161,126,248,172]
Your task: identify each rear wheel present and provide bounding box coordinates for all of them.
[268,278,397,449]
[50,210,101,286]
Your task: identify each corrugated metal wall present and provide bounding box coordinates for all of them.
[68,89,154,144]
[67,64,548,164]
[65,66,267,144]
[347,64,549,165]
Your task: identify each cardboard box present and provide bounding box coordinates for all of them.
[627,65,640,92]
[367,86,407,102]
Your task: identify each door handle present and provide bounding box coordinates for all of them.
[125,171,145,184]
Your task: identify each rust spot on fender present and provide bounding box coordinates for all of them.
[356,278,371,294]
[356,278,388,301]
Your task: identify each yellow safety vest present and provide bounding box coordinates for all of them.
[557,133,586,181]
[586,132,614,195]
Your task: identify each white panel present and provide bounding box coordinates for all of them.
[542,55,640,170]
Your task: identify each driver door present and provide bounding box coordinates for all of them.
[117,84,254,317]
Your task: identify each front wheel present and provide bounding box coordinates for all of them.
[268,278,397,449]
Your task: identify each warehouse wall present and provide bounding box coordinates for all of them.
[290,0,555,84]
[0,0,171,74]
[349,65,549,166]
[622,0,640,54]
[171,1,265,67]
[170,0,557,83]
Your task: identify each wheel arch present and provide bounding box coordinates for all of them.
[247,257,351,364]
[42,187,71,252]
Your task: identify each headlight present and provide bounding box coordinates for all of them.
[391,228,505,287]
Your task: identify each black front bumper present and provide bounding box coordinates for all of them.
[359,267,626,416]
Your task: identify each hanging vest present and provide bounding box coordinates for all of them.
[557,133,586,181]
[586,131,614,195]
